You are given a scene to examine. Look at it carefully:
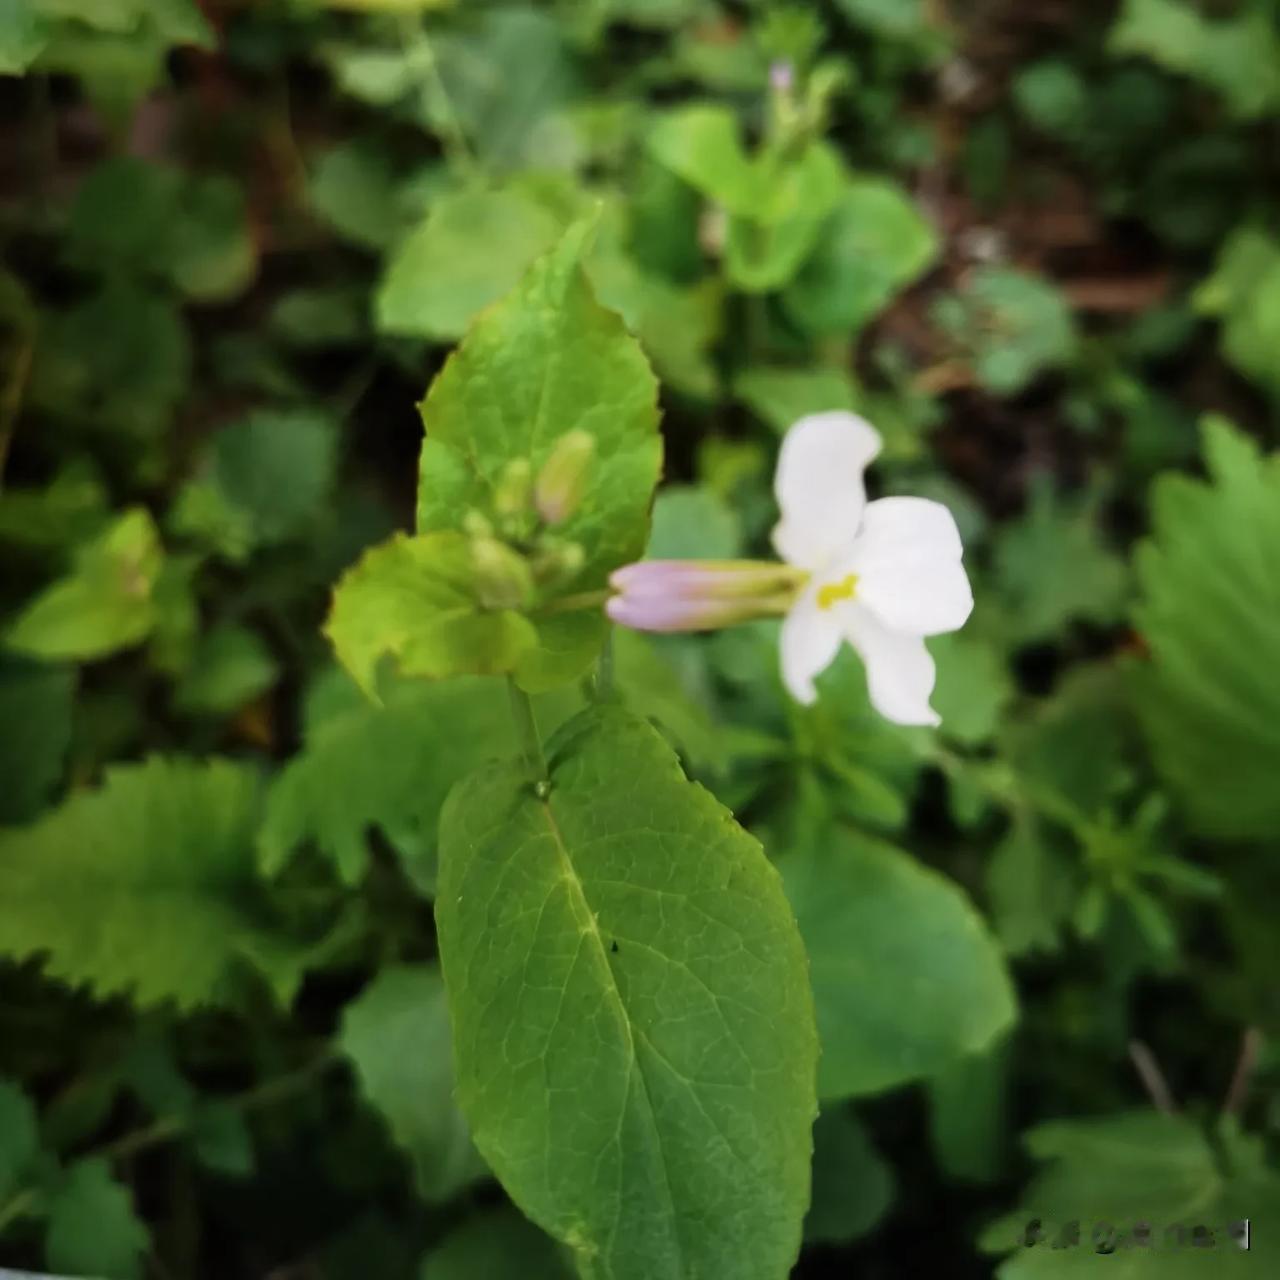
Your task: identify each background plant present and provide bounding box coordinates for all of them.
[3,0,1280,1277]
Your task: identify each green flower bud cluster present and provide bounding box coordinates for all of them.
[465,430,597,613]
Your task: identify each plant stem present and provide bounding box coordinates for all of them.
[508,678,549,784]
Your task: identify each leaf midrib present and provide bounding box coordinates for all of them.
[537,792,686,1275]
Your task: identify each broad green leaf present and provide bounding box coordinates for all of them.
[162,173,256,302]
[260,673,533,887]
[982,1112,1280,1272]
[779,826,1016,1099]
[0,656,73,824]
[835,0,929,39]
[377,179,583,340]
[326,532,538,698]
[0,1078,40,1201]
[45,1158,148,1280]
[341,965,486,1203]
[734,364,860,434]
[421,1206,573,1279]
[783,178,938,335]
[0,757,325,1009]
[1132,418,1280,838]
[171,409,337,560]
[172,623,279,718]
[309,142,416,250]
[804,1106,894,1245]
[646,105,759,213]
[5,509,163,662]
[1110,0,1280,120]
[993,482,1128,644]
[414,220,661,689]
[435,705,818,1280]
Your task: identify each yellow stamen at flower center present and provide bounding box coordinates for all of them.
[816,573,858,611]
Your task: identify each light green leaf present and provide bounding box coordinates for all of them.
[1110,0,1280,120]
[982,1112,1279,1272]
[780,826,1016,1099]
[0,757,325,1010]
[435,705,818,1280]
[6,509,163,662]
[341,965,486,1204]
[377,179,583,340]
[0,1078,40,1201]
[647,105,759,214]
[0,0,49,75]
[835,0,929,39]
[734,364,860,434]
[326,532,538,697]
[420,1206,573,1279]
[0,657,74,824]
[415,220,661,688]
[804,1105,894,1245]
[985,821,1076,957]
[45,1158,148,1280]
[1194,228,1280,397]
[1132,418,1280,838]
[783,178,938,335]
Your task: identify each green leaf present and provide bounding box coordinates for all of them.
[0,0,48,74]
[171,409,337,560]
[0,656,74,824]
[0,1078,40,1201]
[928,1038,1010,1184]
[5,509,163,662]
[804,1106,894,1245]
[929,631,1013,746]
[779,826,1016,1099]
[993,482,1129,643]
[377,179,583,341]
[0,757,324,1010]
[1194,228,1280,397]
[835,0,929,39]
[435,705,818,1280]
[734,364,860,434]
[326,532,538,697]
[341,965,486,1204]
[420,1206,574,1280]
[645,484,741,561]
[783,178,938,335]
[934,268,1076,396]
[1132,418,1280,838]
[414,220,661,688]
[982,1112,1280,1272]
[985,821,1076,957]
[45,1158,148,1280]
[260,673,533,887]
[172,623,278,718]
[646,105,759,213]
[1110,0,1280,120]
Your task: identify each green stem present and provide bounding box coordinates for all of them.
[508,678,549,784]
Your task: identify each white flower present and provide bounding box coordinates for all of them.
[772,411,973,725]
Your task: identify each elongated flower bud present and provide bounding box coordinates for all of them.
[471,536,533,611]
[535,430,595,526]
[494,459,533,520]
[606,559,805,632]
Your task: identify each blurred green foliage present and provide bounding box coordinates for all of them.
[3,0,1280,1277]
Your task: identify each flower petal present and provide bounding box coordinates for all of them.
[842,604,940,726]
[772,411,882,571]
[851,497,973,636]
[779,590,843,705]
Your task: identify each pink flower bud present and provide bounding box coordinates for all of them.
[606,560,804,633]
